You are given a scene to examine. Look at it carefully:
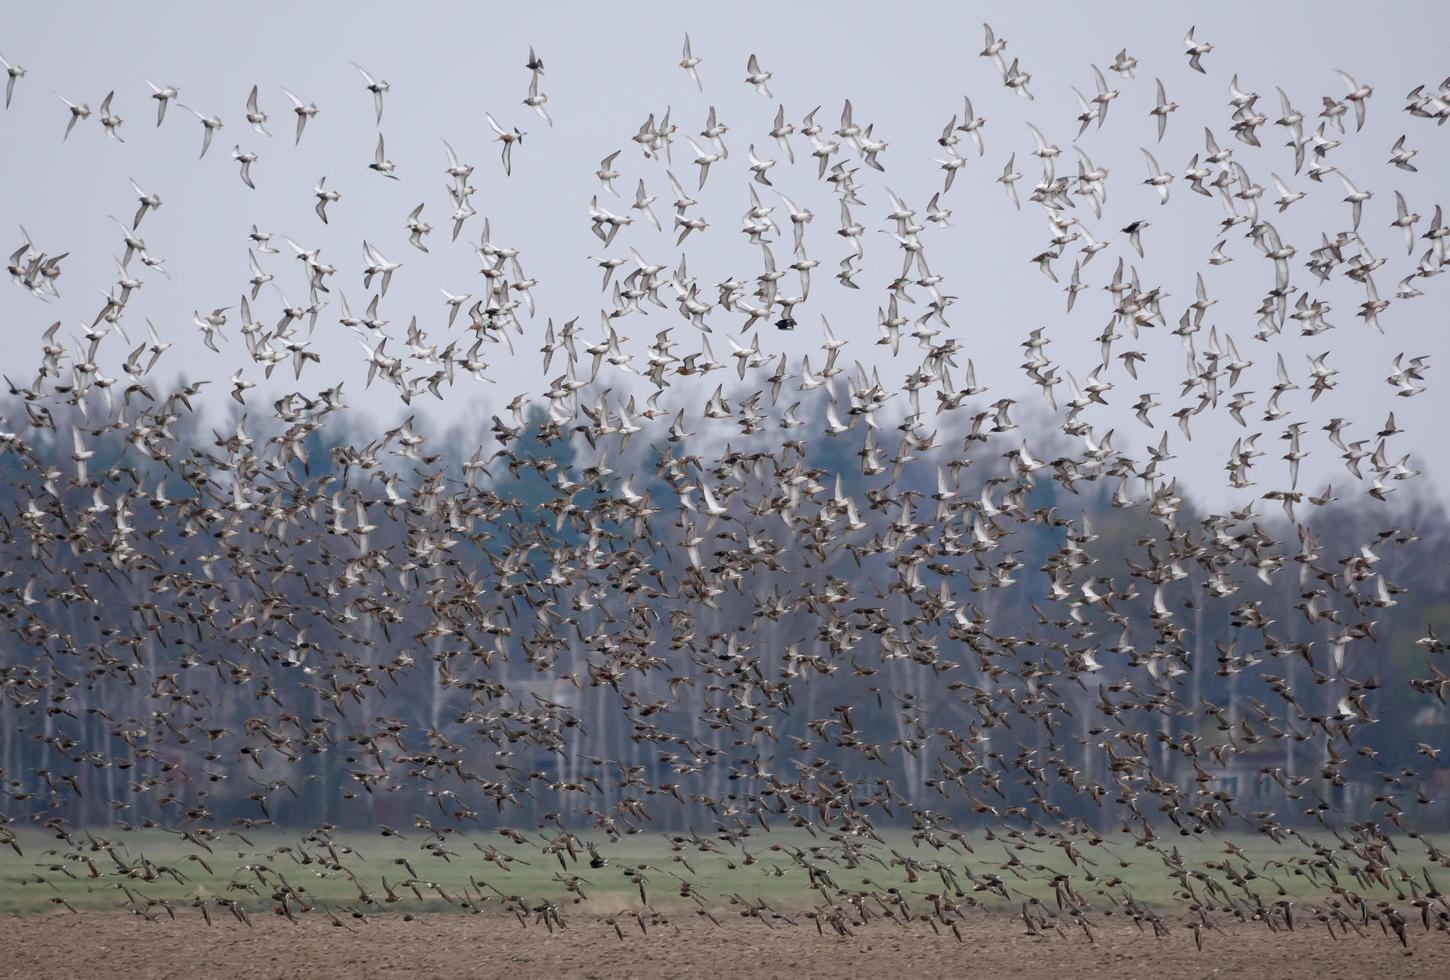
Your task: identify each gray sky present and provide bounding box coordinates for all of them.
[3,1,1449,511]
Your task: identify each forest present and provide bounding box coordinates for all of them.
[2,385,1445,839]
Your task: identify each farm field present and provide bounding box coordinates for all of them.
[0,912,1445,980]
[0,825,1428,915]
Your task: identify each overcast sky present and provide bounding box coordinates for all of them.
[2,1,1449,510]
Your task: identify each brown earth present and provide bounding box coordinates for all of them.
[0,912,1446,980]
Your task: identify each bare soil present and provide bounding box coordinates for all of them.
[0,912,1446,979]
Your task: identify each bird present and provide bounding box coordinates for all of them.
[1389,135,1418,172]
[523,72,551,126]
[128,178,162,229]
[362,241,402,295]
[146,81,180,125]
[680,34,703,91]
[244,85,272,136]
[957,95,986,155]
[1002,58,1033,99]
[981,23,1008,73]
[1184,26,1213,73]
[486,113,524,175]
[596,151,622,195]
[746,144,775,186]
[98,91,124,141]
[54,93,90,139]
[1338,172,1372,229]
[405,203,431,252]
[176,104,224,158]
[685,136,723,188]
[369,133,399,179]
[632,181,661,231]
[280,86,319,143]
[1392,191,1420,254]
[0,51,25,108]
[1336,69,1373,131]
[1141,149,1173,204]
[351,63,390,124]
[1122,219,1149,257]
[1150,79,1178,142]
[998,153,1022,209]
[231,146,257,189]
[744,54,772,97]
[0,24,1441,957]
[313,176,341,222]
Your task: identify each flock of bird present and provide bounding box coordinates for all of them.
[3,23,1450,949]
